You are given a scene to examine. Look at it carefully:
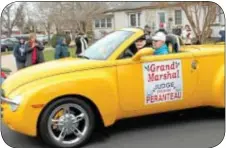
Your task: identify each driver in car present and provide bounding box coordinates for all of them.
[152,32,169,55]
[135,36,147,51]
[128,36,149,55]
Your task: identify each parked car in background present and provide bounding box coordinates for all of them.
[37,34,53,45]
[12,34,30,42]
[37,35,48,45]
[1,37,19,52]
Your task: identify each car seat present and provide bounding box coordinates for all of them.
[165,34,182,53]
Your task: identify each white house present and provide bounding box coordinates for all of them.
[93,2,225,39]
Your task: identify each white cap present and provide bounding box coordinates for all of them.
[152,32,166,42]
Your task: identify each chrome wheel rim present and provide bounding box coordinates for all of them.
[47,103,89,147]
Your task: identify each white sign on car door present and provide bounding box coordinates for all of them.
[143,59,183,105]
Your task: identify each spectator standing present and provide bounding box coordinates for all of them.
[75,32,88,56]
[25,33,45,67]
[156,22,168,35]
[13,38,26,70]
[55,37,70,59]
[144,25,152,39]
[182,24,192,45]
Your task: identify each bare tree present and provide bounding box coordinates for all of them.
[31,2,57,41]
[1,2,26,37]
[66,2,108,33]
[179,2,218,44]
[27,1,119,40]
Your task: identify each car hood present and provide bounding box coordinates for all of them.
[2,57,114,95]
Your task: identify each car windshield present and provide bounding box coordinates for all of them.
[80,30,134,60]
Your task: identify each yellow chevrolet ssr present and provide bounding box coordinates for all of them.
[1,28,224,148]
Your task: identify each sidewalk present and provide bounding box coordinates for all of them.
[1,54,17,74]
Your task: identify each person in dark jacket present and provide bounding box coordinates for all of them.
[75,33,88,56]
[13,38,26,70]
[25,33,45,67]
[55,37,70,59]
[219,27,225,42]
[144,25,152,40]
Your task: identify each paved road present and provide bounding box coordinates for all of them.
[1,108,225,148]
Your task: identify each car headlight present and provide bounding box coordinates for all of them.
[9,95,22,112]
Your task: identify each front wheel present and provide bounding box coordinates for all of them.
[38,97,95,148]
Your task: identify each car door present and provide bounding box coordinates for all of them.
[116,51,199,116]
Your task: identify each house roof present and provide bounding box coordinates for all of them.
[104,2,180,13]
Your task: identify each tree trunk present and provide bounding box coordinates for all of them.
[47,22,51,42]
[55,24,59,34]
[7,29,12,37]
[71,28,76,40]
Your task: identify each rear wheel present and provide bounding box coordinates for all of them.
[38,97,95,148]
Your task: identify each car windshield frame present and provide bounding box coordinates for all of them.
[80,30,134,60]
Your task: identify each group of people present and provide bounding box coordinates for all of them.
[13,24,191,70]
[13,32,89,71]
[134,31,169,55]
[54,32,89,60]
[13,33,45,70]
[132,24,184,56]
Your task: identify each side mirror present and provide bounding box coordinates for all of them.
[132,48,154,61]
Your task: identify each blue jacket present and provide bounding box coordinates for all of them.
[154,44,169,55]
[55,38,70,59]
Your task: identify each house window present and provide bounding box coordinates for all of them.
[129,13,141,27]
[159,12,166,23]
[175,10,182,25]
[107,18,112,28]
[95,20,100,28]
[95,18,112,28]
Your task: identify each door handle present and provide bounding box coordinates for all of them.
[191,60,198,70]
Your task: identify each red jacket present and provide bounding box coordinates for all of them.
[1,71,6,79]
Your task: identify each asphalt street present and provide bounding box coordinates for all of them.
[1,107,225,148]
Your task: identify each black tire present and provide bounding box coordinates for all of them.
[38,97,96,148]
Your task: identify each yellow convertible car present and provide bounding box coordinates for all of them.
[1,28,224,148]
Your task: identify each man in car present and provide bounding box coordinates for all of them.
[152,32,169,55]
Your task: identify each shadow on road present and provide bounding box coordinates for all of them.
[1,107,224,148]
[87,107,225,146]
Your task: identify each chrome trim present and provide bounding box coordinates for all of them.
[0,96,20,105]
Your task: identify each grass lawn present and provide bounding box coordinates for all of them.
[44,48,76,61]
